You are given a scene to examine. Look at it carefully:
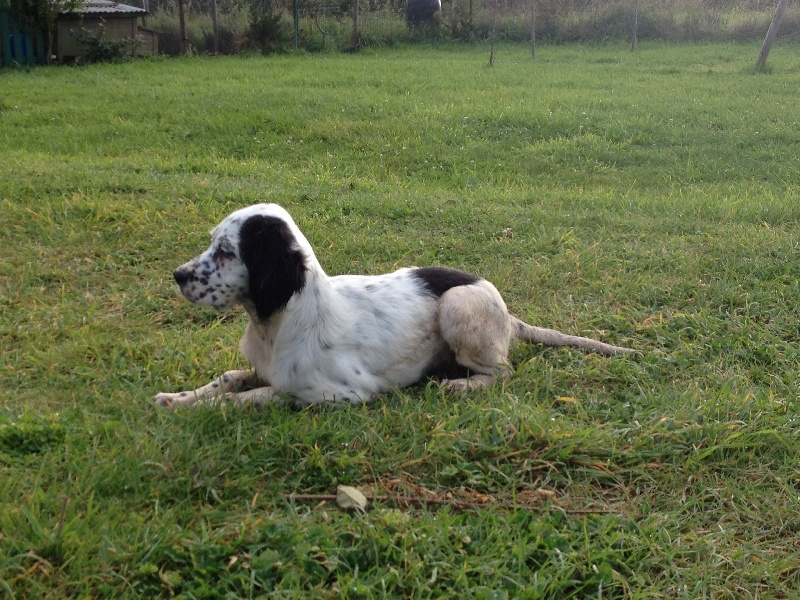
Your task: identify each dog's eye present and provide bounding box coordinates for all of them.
[212,242,236,266]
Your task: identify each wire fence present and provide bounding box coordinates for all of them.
[142,0,800,55]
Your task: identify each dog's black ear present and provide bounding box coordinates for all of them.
[239,215,307,320]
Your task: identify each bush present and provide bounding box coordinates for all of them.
[72,22,139,63]
[203,23,237,53]
[248,9,293,54]
[149,8,251,55]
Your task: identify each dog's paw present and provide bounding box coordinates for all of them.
[153,392,191,409]
[441,374,497,393]
[440,378,475,393]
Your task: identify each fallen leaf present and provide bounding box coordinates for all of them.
[535,488,559,502]
[336,485,368,512]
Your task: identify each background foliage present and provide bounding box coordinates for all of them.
[140,0,800,54]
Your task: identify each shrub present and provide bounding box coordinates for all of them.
[202,23,237,53]
[72,22,139,63]
[149,8,251,55]
[248,8,293,53]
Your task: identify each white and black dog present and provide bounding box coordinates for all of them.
[155,203,633,409]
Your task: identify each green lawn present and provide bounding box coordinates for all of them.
[1,42,799,598]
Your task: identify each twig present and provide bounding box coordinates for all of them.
[284,493,621,515]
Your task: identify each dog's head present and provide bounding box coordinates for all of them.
[173,204,310,320]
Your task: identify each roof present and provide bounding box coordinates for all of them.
[61,0,147,16]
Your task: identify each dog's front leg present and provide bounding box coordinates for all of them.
[154,369,255,408]
[223,386,285,409]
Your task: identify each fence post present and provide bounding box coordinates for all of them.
[756,0,789,69]
[211,0,219,53]
[351,0,359,50]
[293,0,299,49]
[178,0,186,53]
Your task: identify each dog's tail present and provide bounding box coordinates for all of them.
[511,317,634,356]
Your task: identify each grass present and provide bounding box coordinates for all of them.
[1,41,800,597]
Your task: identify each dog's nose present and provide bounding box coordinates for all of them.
[174,268,191,286]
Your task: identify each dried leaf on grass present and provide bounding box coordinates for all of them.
[335,485,368,512]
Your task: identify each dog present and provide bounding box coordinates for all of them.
[154,203,633,409]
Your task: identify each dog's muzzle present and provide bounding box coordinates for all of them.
[174,266,192,287]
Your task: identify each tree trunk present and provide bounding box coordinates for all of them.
[756,0,789,69]
[314,12,328,49]
[630,0,638,52]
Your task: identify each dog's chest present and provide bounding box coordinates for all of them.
[239,320,278,384]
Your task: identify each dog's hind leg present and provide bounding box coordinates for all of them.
[222,386,287,409]
[437,281,515,392]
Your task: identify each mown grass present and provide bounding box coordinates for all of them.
[1,42,799,597]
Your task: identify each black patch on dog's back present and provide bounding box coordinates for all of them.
[411,267,481,298]
[239,215,307,320]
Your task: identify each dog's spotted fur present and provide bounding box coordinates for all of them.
[155,203,633,409]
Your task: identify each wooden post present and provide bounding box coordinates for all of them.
[293,0,299,49]
[211,0,219,53]
[756,0,788,69]
[177,0,187,54]
[351,0,360,50]
[529,0,535,60]
[488,0,497,66]
[630,0,638,52]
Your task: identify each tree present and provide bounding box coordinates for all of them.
[9,0,81,63]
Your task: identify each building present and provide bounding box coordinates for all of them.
[57,0,157,63]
